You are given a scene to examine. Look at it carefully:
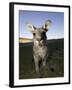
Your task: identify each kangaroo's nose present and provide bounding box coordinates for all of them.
[41,37,43,40]
[37,37,43,41]
[37,38,40,41]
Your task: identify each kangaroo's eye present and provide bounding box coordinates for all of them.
[42,32,45,36]
[33,33,36,36]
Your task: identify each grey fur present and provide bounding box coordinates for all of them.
[27,20,52,75]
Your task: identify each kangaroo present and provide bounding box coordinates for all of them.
[27,20,52,75]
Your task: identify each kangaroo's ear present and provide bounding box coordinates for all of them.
[26,23,36,33]
[43,20,52,32]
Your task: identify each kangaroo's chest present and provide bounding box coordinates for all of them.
[33,41,48,58]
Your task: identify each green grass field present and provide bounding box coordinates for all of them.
[19,39,64,79]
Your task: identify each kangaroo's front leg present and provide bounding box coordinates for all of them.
[42,54,48,67]
[42,56,47,67]
[34,56,40,75]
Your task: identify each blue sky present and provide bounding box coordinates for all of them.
[19,10,64,39]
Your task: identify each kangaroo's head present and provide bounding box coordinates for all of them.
[27,20,52,46]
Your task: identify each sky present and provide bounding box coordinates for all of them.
[19,10,64,40]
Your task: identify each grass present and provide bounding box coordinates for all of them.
[19,38,64,79]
